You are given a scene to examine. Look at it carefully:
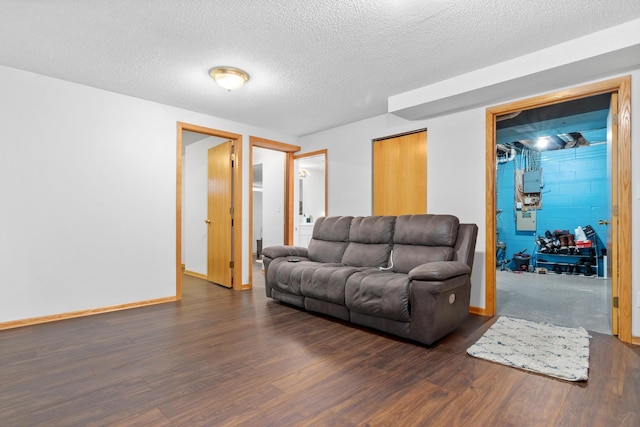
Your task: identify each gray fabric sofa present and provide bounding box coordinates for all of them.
[262,214,478,345]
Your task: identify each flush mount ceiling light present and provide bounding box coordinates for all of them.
[209,67,249,91]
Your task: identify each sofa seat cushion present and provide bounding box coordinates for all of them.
[267,258,341,296]
[300,265,360,305]
[344,269,411,322]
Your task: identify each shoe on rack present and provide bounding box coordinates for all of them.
[567,234,576,254]
[584,261,595,276]
[572,262,581,275]
[558,235,568,248]
[558,235,569,254]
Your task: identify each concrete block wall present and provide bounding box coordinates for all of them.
[496,144,607,273]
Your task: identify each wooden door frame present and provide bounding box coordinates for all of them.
[176,122,244,297]
[483,76,632,343]
[248,136,300,288]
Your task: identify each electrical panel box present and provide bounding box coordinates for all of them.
[516,210,536,231]
[523,170,541,193]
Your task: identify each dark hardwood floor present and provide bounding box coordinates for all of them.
[1,271,639,426]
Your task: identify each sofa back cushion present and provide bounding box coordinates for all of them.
[342,216,396,267]
[307,216,353,263]
[392,214,459,273]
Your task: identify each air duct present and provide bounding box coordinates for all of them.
[497,146,516,164]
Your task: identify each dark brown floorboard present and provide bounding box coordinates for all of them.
[1,272,638,426]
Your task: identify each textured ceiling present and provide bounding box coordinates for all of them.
[1,0,639,136]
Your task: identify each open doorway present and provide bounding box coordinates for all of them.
[494,93,612,333]
[252,147,286,259]
[248,137,300,287]
[293,150,328,247]
[176,122,244,298]
[484,76,632,343]
[181,132,231,280]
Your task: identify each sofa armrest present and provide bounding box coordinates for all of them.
[262,245,309,260]
[409,273,471,345]
[408,261,470,282]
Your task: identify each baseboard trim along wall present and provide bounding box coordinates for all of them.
[184,270,207,280]
[0,296,177,330]
[469,306,488,316]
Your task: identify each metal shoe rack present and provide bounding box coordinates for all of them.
[534,242,598,277]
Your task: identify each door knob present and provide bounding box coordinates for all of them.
[598,219,609,225]
[204,219,212,224]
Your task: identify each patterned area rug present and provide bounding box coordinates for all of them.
[467,316,591,381]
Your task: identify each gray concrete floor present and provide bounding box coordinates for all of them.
[496,269,611,334]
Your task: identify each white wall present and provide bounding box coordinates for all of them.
[0,65,297,323]
[253,148,285,248]
[300,69,640,336]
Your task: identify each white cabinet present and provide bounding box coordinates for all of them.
[298,223,314,248]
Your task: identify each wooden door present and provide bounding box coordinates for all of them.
[373,131,427,215]
[206,140,234,288]
[607,92,619,335]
